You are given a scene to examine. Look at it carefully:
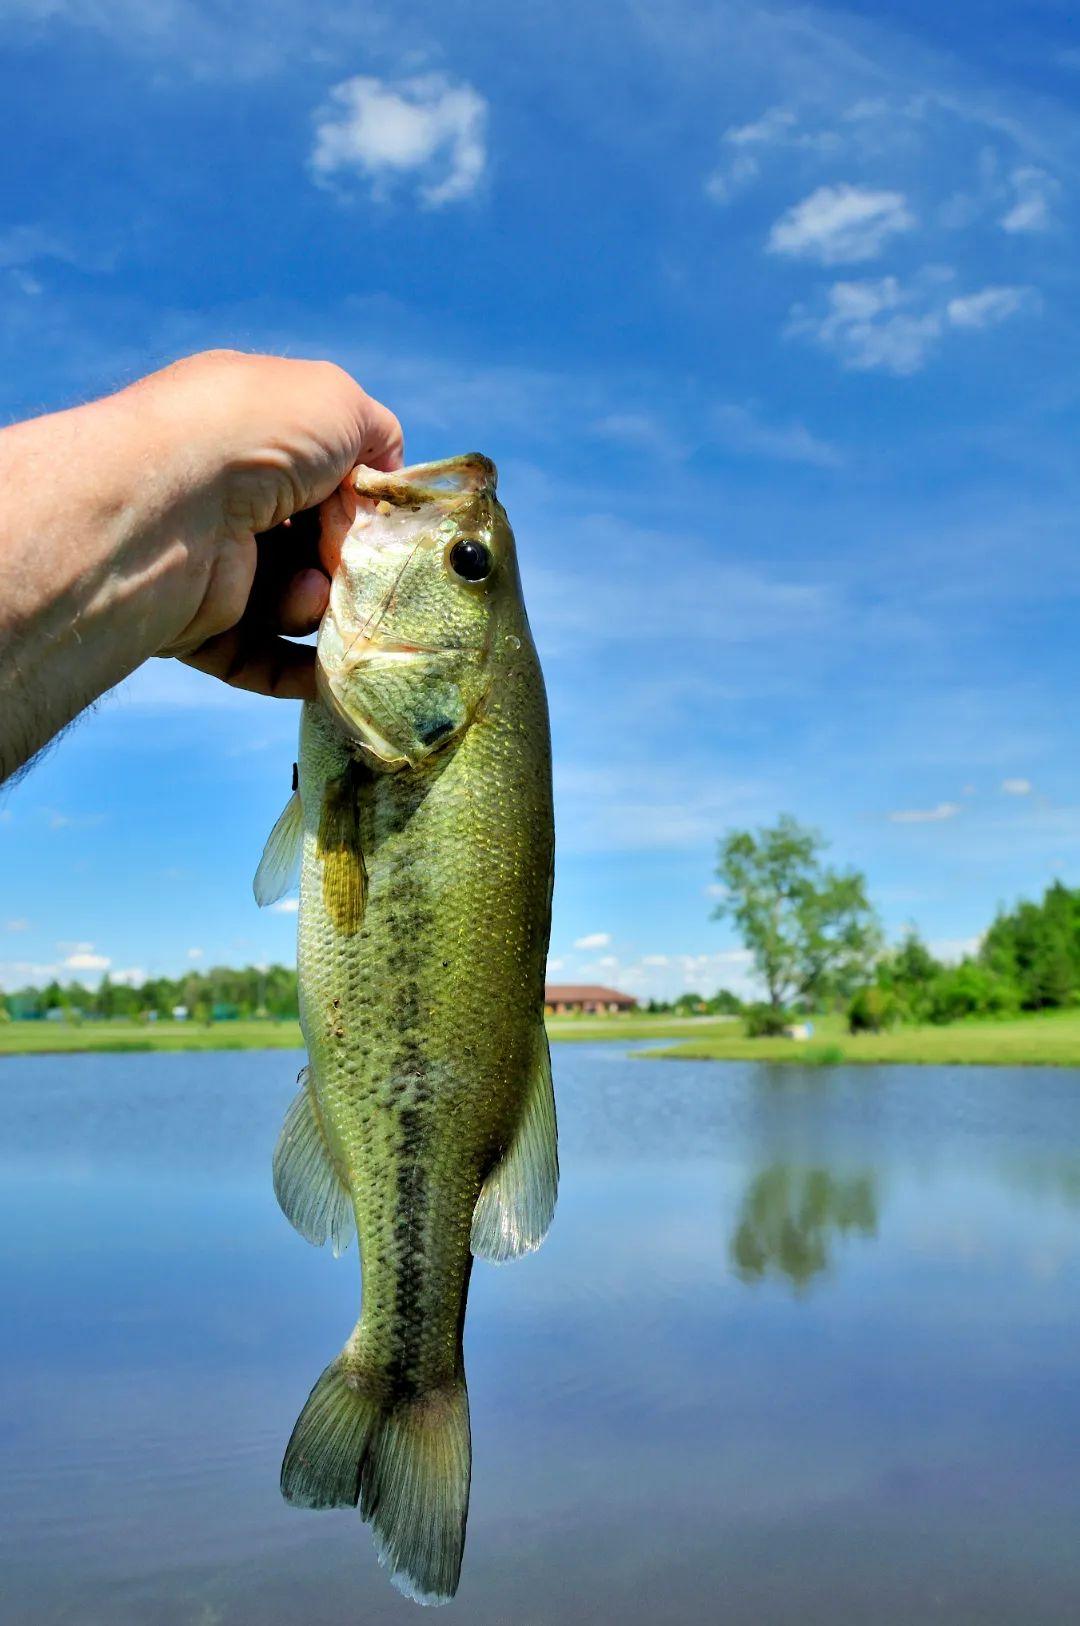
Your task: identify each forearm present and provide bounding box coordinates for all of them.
[0,385,214,780]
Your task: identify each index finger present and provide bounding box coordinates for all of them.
[355,388,405,474]
[179,628,318,700]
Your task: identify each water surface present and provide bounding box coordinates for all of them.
[3,1046,1080,1623]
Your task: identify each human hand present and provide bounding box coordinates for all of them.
[143,350,403,699]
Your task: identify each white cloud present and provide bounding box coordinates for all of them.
[5,918,28,932]
[567,945,760,1004]
[574,932,612,950]
[64,950,111,972]
[789,270,1036,375]
[705,149,760,204]
[767,183,915,264]
[704,106,843,202]
[726,106,798,147]
[271,897,300,914]
[947,285,1037,329]
[311,73,487,206]
[1000,166,1058,233]
[546,957,566,973]
[712,402,844,469]
[0,959,63,988]
[788,276,942,375]
[186,946,204,959]
[111,967,147,986]
[706,106,797,201]
[0,223,114,276]
[929,935,983,963]
[1001,778,1032,795]
[888,802,961,824]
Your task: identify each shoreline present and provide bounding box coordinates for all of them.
[4,1010,1080,1065]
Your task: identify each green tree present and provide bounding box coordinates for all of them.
[705,987,743,1015]
[713,815,881,1012]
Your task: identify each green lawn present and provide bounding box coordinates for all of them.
[5,1008,1080,1066]
[0,1018,306,1055]
[642,1007,1080,1067]
[0,1012,733,1057]
[0,1008,738,1060]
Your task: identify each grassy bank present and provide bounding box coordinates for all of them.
[5,1009,1080,1065]
[644,1008,1080,1067]
[0,1019,306,1055]
[0,1012,736,1057]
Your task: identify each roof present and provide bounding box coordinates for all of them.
[544,984,637,1003]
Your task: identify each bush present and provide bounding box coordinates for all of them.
[743,1003,790,1038]
[925,961,1019,1024]
[848,986,899,1034]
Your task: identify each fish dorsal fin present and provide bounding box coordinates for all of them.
[317,767,367,935]
[471,1027,558,1262]
[254,786,303,907]
[273,1066,355,1256]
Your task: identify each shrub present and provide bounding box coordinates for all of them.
[744,1003,790,1038]
[848,985,899,1034]
[925,961,1019,1024]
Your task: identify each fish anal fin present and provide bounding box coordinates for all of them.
[317,769,367,934]
[254,787,303,906]
[471,1029,558,1263]
[273,1066,355,1256]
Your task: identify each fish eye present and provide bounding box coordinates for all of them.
[448,539,492,583]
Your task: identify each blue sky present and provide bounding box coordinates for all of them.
[3,0,1080,1001]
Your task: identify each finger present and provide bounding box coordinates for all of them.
[355,391,404,473]
[179,629,317,700]
[276,567,330,635]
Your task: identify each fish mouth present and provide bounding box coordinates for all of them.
[351,454,497,509]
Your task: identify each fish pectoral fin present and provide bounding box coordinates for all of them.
[471,1028,559,1263]
[253,787,303,907]
[317,770,367,935]
[273,1066,355,1256]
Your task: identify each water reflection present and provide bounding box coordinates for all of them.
[730,1165,878,1290]
[4,1048,1080,1624]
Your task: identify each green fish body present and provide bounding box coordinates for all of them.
[254,456,556,1604]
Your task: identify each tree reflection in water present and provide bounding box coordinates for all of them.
[730,1165,878,1290]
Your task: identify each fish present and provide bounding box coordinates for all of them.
[254,454,556,1605]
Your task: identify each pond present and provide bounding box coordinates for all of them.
[3,1045,1080,1623]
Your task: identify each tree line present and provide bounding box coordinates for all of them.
[714,815,1080,1034]
[2,964,299,1023]
[6,816,1076,1032]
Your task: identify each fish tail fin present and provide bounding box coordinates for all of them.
[281,1352,471,1607]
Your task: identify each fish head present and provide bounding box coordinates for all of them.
[317,454,527,769]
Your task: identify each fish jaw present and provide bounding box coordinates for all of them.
[352,454,496,508]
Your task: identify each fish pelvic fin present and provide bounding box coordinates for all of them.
[471,1026,559,1263]
[273,1067,355,1256]
[317,767,367,935]
[253,785,302,906]
[282,1355,471,1607]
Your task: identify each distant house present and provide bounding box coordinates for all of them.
[545,984,637,1016]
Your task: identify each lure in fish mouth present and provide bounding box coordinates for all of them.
[316,456,505,770]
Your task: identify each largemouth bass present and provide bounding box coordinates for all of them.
[254,454,556,1605]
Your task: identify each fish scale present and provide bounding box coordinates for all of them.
[255,454,556,1605]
